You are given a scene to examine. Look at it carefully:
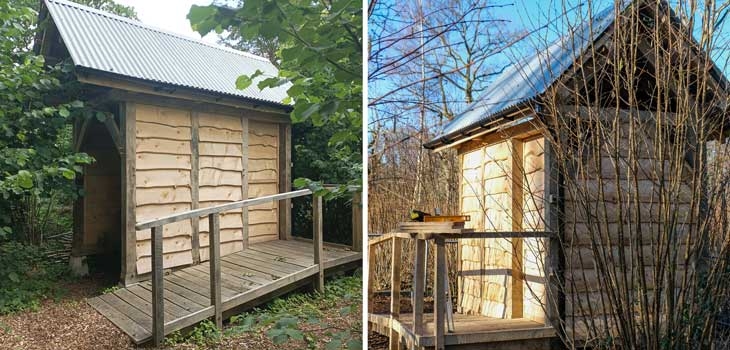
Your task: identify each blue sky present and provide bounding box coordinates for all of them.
[368,0,730,131]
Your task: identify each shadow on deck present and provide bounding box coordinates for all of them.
[88,239,361,344]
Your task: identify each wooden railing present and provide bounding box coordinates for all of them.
[136,187,362,346]
[368,230,553,350]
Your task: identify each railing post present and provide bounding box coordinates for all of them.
[209,213,222,329]
[412,238,426,336]
[367,241,376,313]
[151,225,164,346]
[313,195,324,293]
[351,191,362,252]
[389,236,402,350]
[434,237,446,350]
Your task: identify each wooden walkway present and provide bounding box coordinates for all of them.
[369,313,555,349]
[88,239,361,344]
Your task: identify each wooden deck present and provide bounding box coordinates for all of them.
[88,239,361,344]
[369,313,555,349]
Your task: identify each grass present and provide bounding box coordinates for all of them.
[164,272,363,350]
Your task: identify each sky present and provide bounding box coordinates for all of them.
[114,0,219,44]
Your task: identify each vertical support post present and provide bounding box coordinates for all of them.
[278,124,292,240]
[367,243,376,313]
[511,139,524,318]
[389,236,402,350]
[209,213,222,328]
[434,238,446,350]
[313,195,324,293]
[352,191,362,252]
[190,111,200,264]
[240,116,249,249]
[544,138,563,328]
[412,238,426,336]
[121,102,137,286]
[151,225,165,346]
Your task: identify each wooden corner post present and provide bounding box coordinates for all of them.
[434,237,446,350]
[544,138,564,328]
[190,111,200,264]
[389,236,402,350]
[209,213,222,328]
[120,101,137,286]
[412,238,426,336]
[352,190,363,252]
[240,116,250,249]
[313,194,324,293]
[278,124,292,240]
[151,225,164,346]
[510,139,524,318]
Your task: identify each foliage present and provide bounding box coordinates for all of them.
[165,275,362,348]
[188,0,363,189]
[227,274,362,349]
[0,0,135,243]
[69,0,137,19]
[0,242,68,314]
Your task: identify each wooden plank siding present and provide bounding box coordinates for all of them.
[127,103,284,276]
[248,121,280,243]
[457,134,547,322]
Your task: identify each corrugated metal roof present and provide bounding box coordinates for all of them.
[426,3,623,148]
[43,0,290,107]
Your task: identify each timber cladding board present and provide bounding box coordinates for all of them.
[559,108,697,339]
[135,104,194,275]
[458,138,548,322]
[247,121,280,242]
[197,112,246,263]
[129,103,286,277]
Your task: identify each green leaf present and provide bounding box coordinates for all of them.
[346,339,363,350]
[325,339,342,350]
[235,75,254,90]
[339,306,351,316]
[60,168,76,180]
[16,170,33,189]
[58,107,70,118]
[7,272,19,283]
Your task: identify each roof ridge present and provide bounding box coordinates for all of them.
[44,0,271,63]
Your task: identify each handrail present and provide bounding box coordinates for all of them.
[369,228,552,350]
[368,230,553,246]
[141,187,361,346]
[136,189,313,230]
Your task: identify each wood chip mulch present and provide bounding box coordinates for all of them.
[0,275,136,350]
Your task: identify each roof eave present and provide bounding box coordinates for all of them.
[424,102,533,151]
[75,67,293,114]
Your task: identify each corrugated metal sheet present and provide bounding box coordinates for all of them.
[44,0,290,106]
[427,3,623,147]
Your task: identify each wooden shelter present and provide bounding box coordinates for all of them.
[36,0,297,285]
[369,1,728,349]
[35,1,362,345]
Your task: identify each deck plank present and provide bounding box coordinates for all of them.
[235,248,312,269]
[113,288,177,321]
[220,260,276,284]
[98,293,152,330]
[88,296,150,343]
[126,284,189,318]
[225,252,300,275]
[138,281,205,313]
[88,239,361,345]
[187,264,252,292]
[246,245,314,265]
